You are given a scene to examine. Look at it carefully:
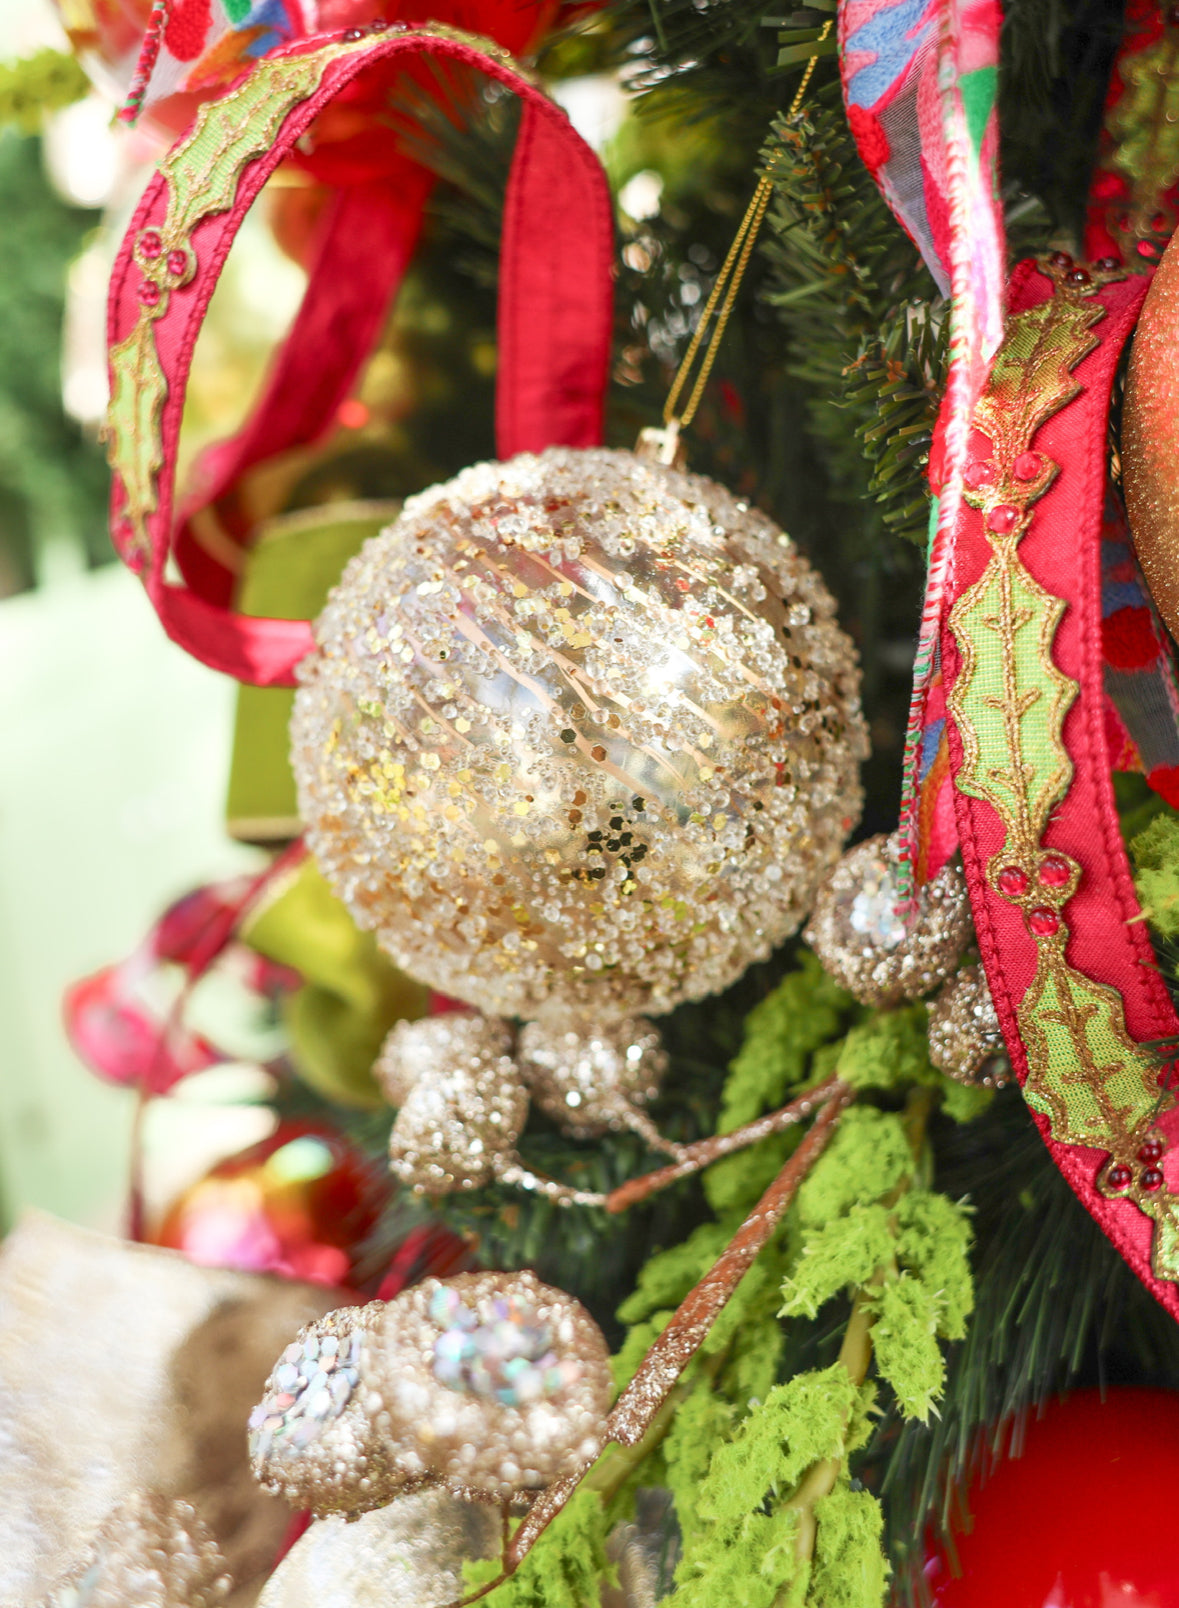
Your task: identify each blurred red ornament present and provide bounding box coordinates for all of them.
[376,1221,476,1300]
[63,875,300,1095]
[153,1120,388,1287]
[927,1389,1179,1607]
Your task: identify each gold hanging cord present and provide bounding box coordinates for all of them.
[654,19,833,454]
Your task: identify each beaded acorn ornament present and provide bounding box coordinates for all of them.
[250,1273,613,1517]
[249,1304,405,1518]
[516,1013,669,1144]
[376,1016,530,1195]
[375,1012,677,1197]
[927,964,1010,1088]
[367,1271,613,1500]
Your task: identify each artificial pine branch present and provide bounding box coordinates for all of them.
[758,98,943,553]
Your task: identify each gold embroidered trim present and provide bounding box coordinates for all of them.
[105,24,540,567]
[947,255,1179,1283]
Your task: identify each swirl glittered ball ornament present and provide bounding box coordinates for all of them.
[1123,228,1179,641]
[292,447,867,1024]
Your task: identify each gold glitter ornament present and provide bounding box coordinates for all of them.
[804,832,973,1007]
[516,1013,673,1148]
[38,1493,231,1608]
[1123,228,1179,642]
[365,1271,613,1500]
[927,964,1011,1088]
[250,1303,407,1519]
[377,1014,529,1195]
[374,1011,513,1107]
[292,447,867,1024]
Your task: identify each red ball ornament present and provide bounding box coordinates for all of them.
[926,1390,1179,1607]
[152,1120,388,1288]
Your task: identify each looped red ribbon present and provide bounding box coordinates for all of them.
[106,27,615,687]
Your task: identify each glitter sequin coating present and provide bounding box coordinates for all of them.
[516,1013,667,1139]
[38,1493,231,1608]
[366,1271,612,1498]
[377,1015,529,1194]
[927,963,1010,1087]
[250,1304,406,1518]
[292,447,867,1023]
[804,833,973,1006]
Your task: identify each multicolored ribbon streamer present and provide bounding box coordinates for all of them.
[839,0,1005,893]
[65,0,569,128]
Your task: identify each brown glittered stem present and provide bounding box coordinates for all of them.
[488,1083,854,1589]
[603,1075,843,1213]
[604,1082,853,1447]
[616,1102,686,1161]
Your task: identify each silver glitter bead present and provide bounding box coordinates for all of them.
[250,1304,406,1519]
[37,1493,231,1608]
[805,833,973,1007]
[927,964,1010,1088]
[516,1014,668,1140]
[365,1271,613,1500]
[292,447,866,1024]
[378,1015,529,1195]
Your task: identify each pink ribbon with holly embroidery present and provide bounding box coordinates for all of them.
[942,255,1179,1319]
[105,25,614,687]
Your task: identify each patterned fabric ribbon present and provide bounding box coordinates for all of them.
[104,25,614,686]
[56,0,569,128]
[839,0,1006,892]
[942,256,1179,1317]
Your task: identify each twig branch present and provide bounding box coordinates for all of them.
[492,1083,854,1583]
[604,1074,844,1212]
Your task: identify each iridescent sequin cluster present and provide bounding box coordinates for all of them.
[430,1285,581,1407]
[248,1325,362,1460]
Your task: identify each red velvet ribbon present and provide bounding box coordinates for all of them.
[106,28,615,686]
[943,260,1179,1321]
